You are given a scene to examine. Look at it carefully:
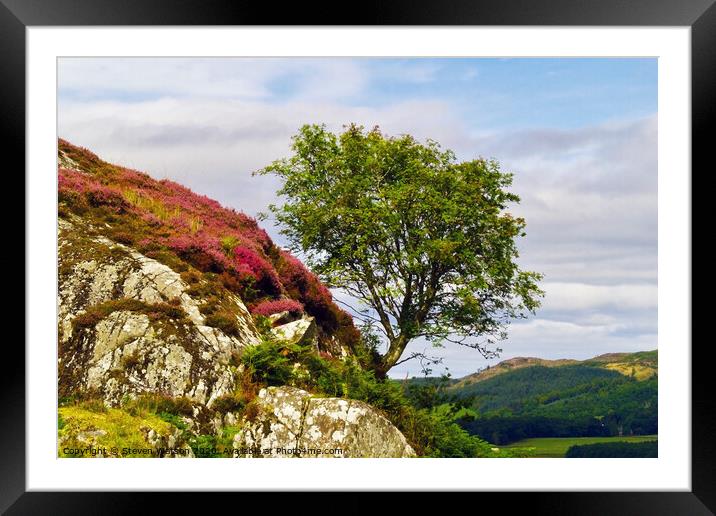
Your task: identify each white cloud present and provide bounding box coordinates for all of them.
[58,96,463,218]
[375,60,441,83]
[58,57,371,101]
[60,58,273,99]
[540,282,657,312]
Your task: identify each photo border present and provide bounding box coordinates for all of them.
[5,0,712,513]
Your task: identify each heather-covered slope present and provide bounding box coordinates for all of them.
[58,215,261,408]
[57,140,430,458]
[58,139,359,356]
[56,140,518,458]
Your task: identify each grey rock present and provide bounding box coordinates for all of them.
[58,217,261,407]
[233,386,416,458]
[58,150,81,171]
[270,317,318,350]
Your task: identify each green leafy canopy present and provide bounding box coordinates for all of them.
[256,124,543,374]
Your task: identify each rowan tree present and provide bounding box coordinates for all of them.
[257,124,543,376]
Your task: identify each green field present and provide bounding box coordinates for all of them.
[504,435,658,457]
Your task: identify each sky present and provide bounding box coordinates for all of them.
[57,57,658,379]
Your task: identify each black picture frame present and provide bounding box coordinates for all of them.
[4,1,711,513]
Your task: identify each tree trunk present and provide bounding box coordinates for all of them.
[375,334,409,378]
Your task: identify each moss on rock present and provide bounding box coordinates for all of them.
[58,406,193,458]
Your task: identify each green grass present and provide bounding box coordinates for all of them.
[58,406,179,457]
[503,435,658,457]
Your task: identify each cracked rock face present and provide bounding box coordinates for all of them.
[58,217,261,407]
[233,386,416,458]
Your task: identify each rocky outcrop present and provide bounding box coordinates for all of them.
[58,217,261,407]
[270,314,351,358]
[270,316,318,350]
[56,140,418,458]
[233,387,416,458]
[57,216,416,457]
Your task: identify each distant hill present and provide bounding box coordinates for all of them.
[450,357,579,390]
[582,350,658,380]
[450,350,657,391]
[445,350,658,444]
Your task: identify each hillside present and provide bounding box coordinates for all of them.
[58,139,360,357]
[582,350,658,380]
[55,139,511,459]
[450,350,657,390]
[57,140,419,458]
[450,357,579,390]
[447,351,658,444]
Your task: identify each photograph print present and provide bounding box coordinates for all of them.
[56,57,657,459]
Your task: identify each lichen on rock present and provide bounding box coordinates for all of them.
[233,386,416,458]
[58,217,261,407]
